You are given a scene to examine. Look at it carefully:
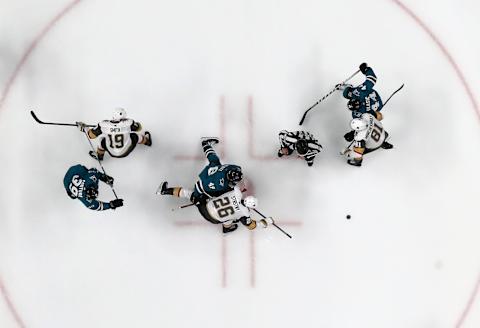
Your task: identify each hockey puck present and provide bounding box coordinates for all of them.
[346,215,351,219]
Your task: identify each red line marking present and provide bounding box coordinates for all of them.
[0,0,476,324]
[250,232,256,288]
[0,0,83,112]
[0,278,26,328]
[391,1,480,326]
[0,1,84,326]
[455,273,480,328]
[221,237,227,288]
[391,0,479,121]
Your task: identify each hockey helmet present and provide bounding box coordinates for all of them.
[112,107,127,121]
[347,99,361,111]
[85,186,98,201]
[226,166,243,184]
[343,86,354,99]
[296,139,309,156]
[242,196,258,209]
[350,118,368,131]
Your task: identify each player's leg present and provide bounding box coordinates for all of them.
[346,147,363,166]
[277,131,294,157]
[89,138,106,160]
[222,221,238,234]
[200,137,220,164]
[159,181,193,199]
[381,131,393,149]
[134,131,152,146]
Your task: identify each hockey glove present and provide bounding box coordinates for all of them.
[240,217,257,230]
[109,199,124,209]
[335,83,352,91]
[344,130,355,142]
[76,121,87,132]
[100,173,114,186]
[359,63,369,74]
[260,217,275,228]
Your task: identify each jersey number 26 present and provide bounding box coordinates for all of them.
[213,197,235,218]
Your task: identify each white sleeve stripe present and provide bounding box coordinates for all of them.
[367,76,376,83]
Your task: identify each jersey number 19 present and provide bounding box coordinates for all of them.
[108,134,124,148]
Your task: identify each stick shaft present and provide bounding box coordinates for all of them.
[382,83,404,107]
[252,208,292,239]
[83,131,118,199]
[30,110,95,127]
[299,69,361,125]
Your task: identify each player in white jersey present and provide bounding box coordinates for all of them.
[159,182,270,234]
[277,130,322,166]
[77,108,152,160]
[343,112,393,167]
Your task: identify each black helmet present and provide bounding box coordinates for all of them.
[226,166,243,184]
[347,99,361,111]
[85,186,98,201]
[296,139,309,156]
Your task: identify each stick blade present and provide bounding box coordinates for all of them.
[30,110,43,123]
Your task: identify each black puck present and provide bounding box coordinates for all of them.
[346,215,351,219]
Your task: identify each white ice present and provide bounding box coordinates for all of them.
[0,0,479,327]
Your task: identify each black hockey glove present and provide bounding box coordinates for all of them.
[359,63,369,74]
[344,130,355,142]
[100,173,114,186]
[109,199,124,209]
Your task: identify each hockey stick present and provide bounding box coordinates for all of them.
[299,69,361,125]
[339,83,404,155]
[252,208,292,239]
[382,83,404,107]
[30,111,95,127]
[82,131,119,199]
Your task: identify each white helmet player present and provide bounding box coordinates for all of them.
[112,107,127,121]
[243,196,258,209]
[350,117,368,131]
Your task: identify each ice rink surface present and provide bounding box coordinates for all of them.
[0,0,479,327]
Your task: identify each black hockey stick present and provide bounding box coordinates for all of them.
[252,208,292,239]
[82,131,119,199]
[30,110,95,127]
[299,69,361,126]
[382,83,404,107]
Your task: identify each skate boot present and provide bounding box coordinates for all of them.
[157,181,174,195]
[222,223,238,234]
[200,137,219,147]
[381,141,393,149]
[144,131,152,146]
[347,159,362,167]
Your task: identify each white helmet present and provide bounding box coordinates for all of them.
[350,118,368,131]
[243,196,258,209]
[112,107,127,121]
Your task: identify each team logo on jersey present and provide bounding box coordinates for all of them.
[208,167,219,176]
[208,182,216,190]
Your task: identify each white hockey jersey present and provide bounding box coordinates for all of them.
[354,113,386,150]
[205,186,250,223]
[96,119,136,157]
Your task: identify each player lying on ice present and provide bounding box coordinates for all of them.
[342,113,393,167]
[76,107,152,161]
[158,137,273,233]
[63,164,124,210]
